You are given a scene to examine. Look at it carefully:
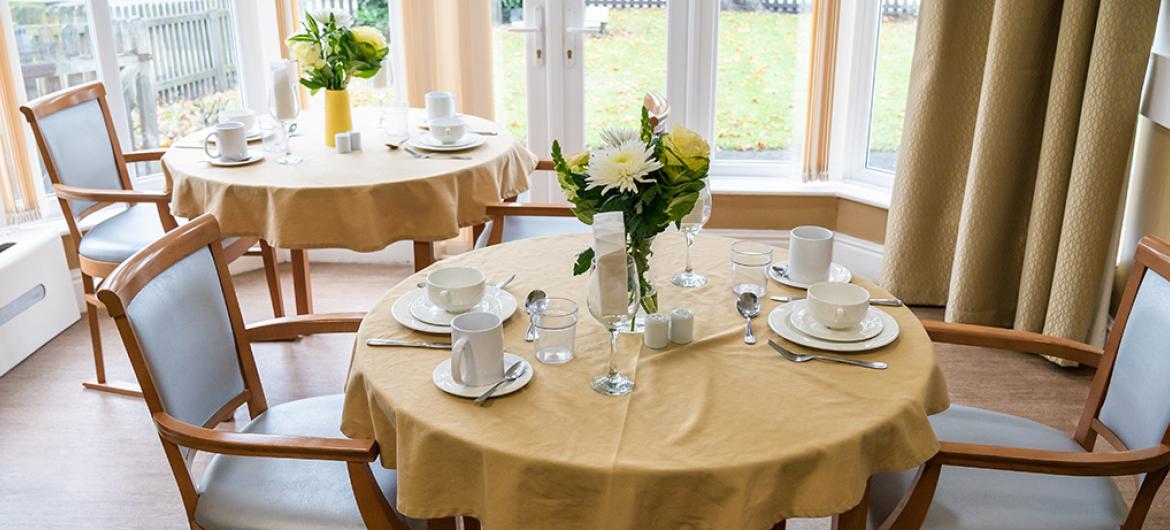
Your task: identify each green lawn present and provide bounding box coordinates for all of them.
[493,8,916,155]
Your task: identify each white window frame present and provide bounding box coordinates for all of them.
[832,0,896,188]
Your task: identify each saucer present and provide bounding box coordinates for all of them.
[768,303,900,353]
[787,300,883,342]
[433,353,533,399]
[409,133,485,152]
[409,293,500,326]
[419,114,465,129]
[768,261,852,289]
[207,150,264,167]
[392,286,518,334]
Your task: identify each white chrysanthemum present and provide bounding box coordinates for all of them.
[312,8,352,28]
[289,40,325,69]
[599,127,638,148]
[586,140,663,194]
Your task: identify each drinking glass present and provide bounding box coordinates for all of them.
[532,297,578,365]
[586,254,640,396]
[730,240,773,297]
[268,61,302,165]
[259,117,285,154]
[672,184,713,288]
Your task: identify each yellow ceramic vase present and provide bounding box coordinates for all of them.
[323,88,353,147]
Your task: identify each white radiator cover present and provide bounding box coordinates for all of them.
[0,228,79,378]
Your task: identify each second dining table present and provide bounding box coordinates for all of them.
[341,233,950,529]
[163,107,536,314]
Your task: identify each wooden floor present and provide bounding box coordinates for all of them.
[0,263,1166,529]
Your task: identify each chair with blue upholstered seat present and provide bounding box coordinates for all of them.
[97,214,474,530]
[19,81,284,397]
[870,235,1170,530]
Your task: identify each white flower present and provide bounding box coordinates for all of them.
[312,8,352,28]
[289,40,325,69]
[599,127,638,148]
[586,140,663,194]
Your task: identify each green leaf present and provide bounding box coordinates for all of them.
[572,247,594,276]
[640,106,652,143]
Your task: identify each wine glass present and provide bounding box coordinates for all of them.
[268,61,302,165]
[586,253,641,396]
[671,183,713,288]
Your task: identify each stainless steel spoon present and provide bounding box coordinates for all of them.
[474,361,528,405]
[736,291,761,345]
[524,289,547,342]
[768,339,887,370]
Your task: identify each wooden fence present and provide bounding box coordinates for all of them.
[585,0,920,17]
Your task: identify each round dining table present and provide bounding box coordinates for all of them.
[163,107,535,314]
[341,233,950,530]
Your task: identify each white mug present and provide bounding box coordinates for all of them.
[450,312,505,386]
[426,267,486,313]
[430,117,466,145]
[788,225,834,284]
[807,282,870,330]
[219,109,257,132]
[425,91,456,122]
[204,121,249,162]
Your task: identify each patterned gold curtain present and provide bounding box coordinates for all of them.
[0,11,41,225]
[882,0,1159,343]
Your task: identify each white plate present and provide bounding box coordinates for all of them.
[207,150,264,167]
[788,300,884,342]
[433,353,533,399]
[409,291,512,326]
[409,133,486,152]
[768,303,900,353]
[392,286,518,334]
[768,261,853,290]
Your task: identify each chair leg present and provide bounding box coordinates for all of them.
[413,241,435,272]
[80,274,141,397]
[290,249,313,315]
[832,480,870,530]
[259,240,285,318]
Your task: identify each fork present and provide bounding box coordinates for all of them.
[404,146,472,160]
[767,339,887,370]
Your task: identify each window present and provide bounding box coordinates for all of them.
[491,0,528,144]
[582,5,666,147]
[864,2,918,174]
[297,0,392,108]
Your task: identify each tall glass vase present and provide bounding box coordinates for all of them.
[324,88,353,147]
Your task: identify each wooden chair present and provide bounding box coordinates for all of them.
[870,235,1170,529]
[19,81,284,397]
[473,91,672,248]
[96,214,474,530]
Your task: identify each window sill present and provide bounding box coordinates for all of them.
[709,176,891,210]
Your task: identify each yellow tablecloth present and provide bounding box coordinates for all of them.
[164,109,535,251]
[342,234,949,529]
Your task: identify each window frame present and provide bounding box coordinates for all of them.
[834,0,898,188]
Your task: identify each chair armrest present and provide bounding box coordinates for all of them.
[154,413,377,462]
[246,312,365,342]
[535,159,555,171]
[53,183,171,205]
[123,148,167,163]
[921,320,1103,367]
[936,441,1170,477]
[485,202,576,217]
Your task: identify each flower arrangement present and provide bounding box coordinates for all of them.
[553,107,711,313]
[287,9,389,93]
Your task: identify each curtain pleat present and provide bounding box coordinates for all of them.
[882,0,1159,344]
[801,0,839,182]
[0,10,41,225]
[400,0,494,119]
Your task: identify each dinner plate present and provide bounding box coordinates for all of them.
[787,300,884,342]
[433,353,533,399]
[768,303,900,353]
[409,133,486,152]
[409,291,511,326]
[207,150,264,167]
[768,261,852,290]
[392,286,517,334]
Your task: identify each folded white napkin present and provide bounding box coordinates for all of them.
[592,211,629,316]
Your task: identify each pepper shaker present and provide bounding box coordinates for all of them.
[643,313,670,349]
[669,308,694,344]
[334,132,352,154]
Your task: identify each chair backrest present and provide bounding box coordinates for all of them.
[19,81,131,220]
[1079,236,1170,459]
[97,215,267,431]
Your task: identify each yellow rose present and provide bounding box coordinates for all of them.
[288,40,325,69]
[565,150,590,173]
[661,126,709,172]
[350,26,388,52]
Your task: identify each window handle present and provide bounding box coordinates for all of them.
[506,6,545,66]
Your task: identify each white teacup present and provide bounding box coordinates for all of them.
[450,312,505,386]
[807,282,870,330]
[425,91,456,122]
[426,267,485,313]
[219,109,257,133]
[788,225,834,284]
[204,121,249,162]
[430,117,467,145]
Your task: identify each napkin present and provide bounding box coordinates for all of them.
[592,211,629,316]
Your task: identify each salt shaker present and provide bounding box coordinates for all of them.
[348,130,362,151]
[669,308,694,344]
[643,313,670,349]
[334,132,352,154]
